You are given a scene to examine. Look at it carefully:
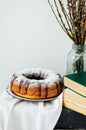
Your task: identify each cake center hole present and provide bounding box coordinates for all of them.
[25,75,44,80]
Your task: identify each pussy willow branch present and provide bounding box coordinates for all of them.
[79,0,86,45]
[48,0,86,45]
[77,0,86,45]
[48,0,74,41]
[58,0,73,35]
[53,0,69,34]
[54,0,75,41]
[48,0,66,33]
[72,0,79,44]
[67,0,76,42]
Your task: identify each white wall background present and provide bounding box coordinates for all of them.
[0,0,72,94]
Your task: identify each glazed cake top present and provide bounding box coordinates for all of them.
[10,68,62,87]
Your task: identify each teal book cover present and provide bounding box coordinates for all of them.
[64,72,86,97]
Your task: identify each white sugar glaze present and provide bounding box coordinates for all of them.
[11,68,62,87]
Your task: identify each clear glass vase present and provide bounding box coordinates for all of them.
[66,44,86,74]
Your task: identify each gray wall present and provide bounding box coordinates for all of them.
[0,0,72,94]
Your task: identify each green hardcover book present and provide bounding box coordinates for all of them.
[64,72,86,97]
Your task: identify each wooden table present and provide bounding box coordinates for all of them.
[54,107,86,129]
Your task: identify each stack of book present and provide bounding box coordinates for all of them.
[63,72,86,115]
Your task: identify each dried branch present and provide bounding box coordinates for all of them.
[48,0,86,45]
[48,0,74,41]
[53,0,70,35]
[58,0,72,34]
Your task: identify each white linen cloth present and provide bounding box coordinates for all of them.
[0,89,62,130]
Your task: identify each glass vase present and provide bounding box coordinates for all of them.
[66,44,86,74]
